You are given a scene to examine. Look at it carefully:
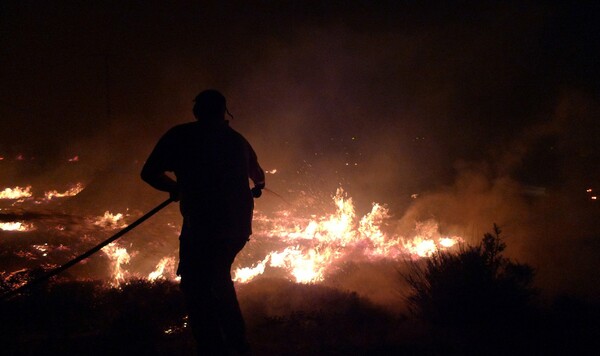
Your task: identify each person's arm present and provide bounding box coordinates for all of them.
[141,130,179,201]
[246,141,265,197]
[248,145,265,188]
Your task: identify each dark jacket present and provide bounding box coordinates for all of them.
[142,120,265,238]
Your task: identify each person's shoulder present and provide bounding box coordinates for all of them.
[224,124,249,142]
[163,122,197,137]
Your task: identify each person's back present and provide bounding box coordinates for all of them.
[141,89,264,354]
[155,120,255,237]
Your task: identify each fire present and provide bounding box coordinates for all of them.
[68,155,79,162]
[148,256,176,281]
[233,256,269,283]
[0,221,35,232]
[0,186,33,200]
[101,242,131,287]
[233,188,461,284]
[439,237,458,248]
[93,211,127,229]
[1,183,460,289]
[44,183,85,200]
[265,169,278,174]
[401,220,461,257]
[0,183,84,202]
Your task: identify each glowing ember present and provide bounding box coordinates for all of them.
[0,221,35,232]
[32,243,49,256]
[44,183,85,200]
[93,211,127,229]
[0,186,33,200]
[233,188,461,284]
[163,316,188,335]
[101,242,131,287]
[265,169,278,174]
[68,155,79,162]
[592,196,597,200]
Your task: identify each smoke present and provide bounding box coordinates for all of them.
[1,2,599,302]
[396,91,600,300]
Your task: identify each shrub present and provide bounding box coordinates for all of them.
[404,224,537,328]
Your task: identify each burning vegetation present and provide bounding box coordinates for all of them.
[234,188,461,284]
[0,182,461,292]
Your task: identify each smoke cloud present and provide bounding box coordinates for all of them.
[1,2,598,301]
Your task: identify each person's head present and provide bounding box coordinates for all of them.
[193,90,227,122]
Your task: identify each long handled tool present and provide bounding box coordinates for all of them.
[263,188,292,206]
[1,198,174,301]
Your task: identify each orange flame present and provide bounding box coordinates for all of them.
[92,211,127,230]
[0,186,33,200]
[101,242,131,287]
[233,188,461,284]
[44,183,85,200]
[148,257,176,281]
[0,221,35,232]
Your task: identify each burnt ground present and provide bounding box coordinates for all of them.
[1,278,598,356]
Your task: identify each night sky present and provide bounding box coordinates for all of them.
[1,1,599,297]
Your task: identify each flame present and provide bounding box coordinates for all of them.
[93,211,127,229]
[0,221,35,232]
[401,220,461,257]
[266,169,278,174]
[233,188,461,284]
[233,256,269,283]
[0,186,33,199]
[101,242,131,287]
[148,256,176,281]
[44,183,85,200]
[0,183,460,288]
[68,155,79,162]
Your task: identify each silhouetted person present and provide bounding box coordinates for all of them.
[141,90,265,355]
